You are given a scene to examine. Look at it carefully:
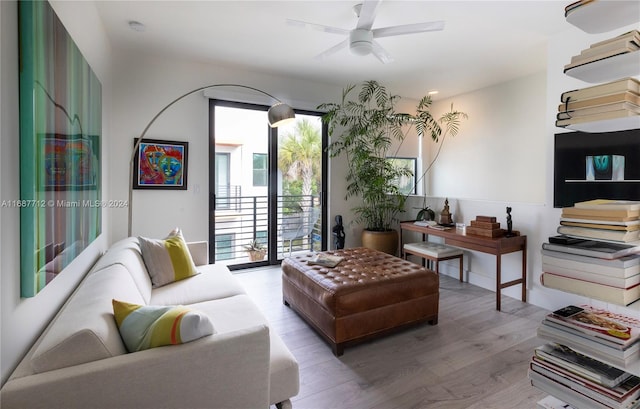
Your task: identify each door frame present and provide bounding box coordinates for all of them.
[209,99,328,267]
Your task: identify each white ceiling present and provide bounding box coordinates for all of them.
[95,0,570,100]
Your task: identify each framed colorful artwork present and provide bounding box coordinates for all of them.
[133,139,188,189]
[19,1,103,297]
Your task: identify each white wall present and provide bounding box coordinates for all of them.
[412,21,640,316]
[110,50,350,243]
[427,72,547,204]
[0,0,112,384]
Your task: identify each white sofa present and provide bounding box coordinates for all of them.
[0,237,299,409]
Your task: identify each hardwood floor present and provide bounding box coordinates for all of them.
[234,266,549,409]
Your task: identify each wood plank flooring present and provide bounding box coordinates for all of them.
[234,266,549,409]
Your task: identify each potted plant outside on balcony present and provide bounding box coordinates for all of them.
[319,80,466,255]
[244,239,266,261]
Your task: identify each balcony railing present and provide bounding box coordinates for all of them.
[214,194,320,264]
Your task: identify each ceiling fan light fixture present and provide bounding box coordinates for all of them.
[349,29,373,56]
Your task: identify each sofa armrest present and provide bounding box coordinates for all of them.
[1,324,271,409]
[187,241,209,266]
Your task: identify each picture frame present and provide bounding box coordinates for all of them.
[19,1,102,297]
[387,157,417,195]
[554,129,640,208]
[133,138,188,189]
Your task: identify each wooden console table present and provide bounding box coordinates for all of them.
[400,221,527,311]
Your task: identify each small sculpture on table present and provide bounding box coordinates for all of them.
[332,215,345,249]
[505,206,515,237]
[440,198,453,226]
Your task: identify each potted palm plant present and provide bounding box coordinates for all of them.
[319,80,466,255]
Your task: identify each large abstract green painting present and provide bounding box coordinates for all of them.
[19,1,102,297]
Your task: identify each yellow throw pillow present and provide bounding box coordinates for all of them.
[112,299,214,352]
[138,228,199,287]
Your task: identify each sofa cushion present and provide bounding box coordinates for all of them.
[139,228,199,288]
[30,264,145,374]
[188,295,300,405]
[91,237,153,304]
[112,299,215,352]
[150,263,246,306]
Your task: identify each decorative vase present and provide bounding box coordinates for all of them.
[361,229,399,256]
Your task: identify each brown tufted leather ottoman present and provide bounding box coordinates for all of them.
[281,247,439,356]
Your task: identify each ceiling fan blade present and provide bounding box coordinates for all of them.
[372,21,445,38]
[371,40,393,64]
[314,39,348,61]
[286,18,349,36]
[356,0,381,31]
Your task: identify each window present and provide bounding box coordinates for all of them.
[215,233,235,261]
[387,157,417,195]
[256,230,267,246]
[253,153,267,186]
[215,153,231,209]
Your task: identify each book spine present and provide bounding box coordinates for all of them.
[557,226,640,242]
[559,92,640,112]
[556,102,640,120]
[573,200,640,211]
[541,272,640,306]
[542,254,639,277]
[560,78,640,102]
[541,243,624,260]
[562,207,640,218]
[541,263,639,287]
[541,248,640,269]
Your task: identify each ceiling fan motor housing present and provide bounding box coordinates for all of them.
[349,29,373,56]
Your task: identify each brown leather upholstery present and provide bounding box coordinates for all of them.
[281,247,439,355]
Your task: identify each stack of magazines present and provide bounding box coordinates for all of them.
[530,305,640,408]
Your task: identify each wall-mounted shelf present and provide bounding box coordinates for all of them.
[566,1,640,33]
[564,52,640,83]
[563,115,640,132]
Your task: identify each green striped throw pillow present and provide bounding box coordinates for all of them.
[112,299,214,352]
[139,228,199,287]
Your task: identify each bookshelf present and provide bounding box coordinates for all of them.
[565,1,640,34]
[559,1,640,133]
[532,3,640,407]
[565,52,640,84]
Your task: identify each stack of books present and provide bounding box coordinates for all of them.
[540,200,640,306]
[530,305,640,408]
[564,30,640,72]
[556,77,640,128]
[558,200,640,243]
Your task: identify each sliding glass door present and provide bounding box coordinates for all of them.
[209,100,327,268]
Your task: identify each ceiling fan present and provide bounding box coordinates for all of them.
[286,0,445,64]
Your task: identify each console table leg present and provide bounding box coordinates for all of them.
[521,244,527,303]
[496,254,502,311]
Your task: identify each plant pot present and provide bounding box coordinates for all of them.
[361,229,399,256]
[247,250,266,261]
